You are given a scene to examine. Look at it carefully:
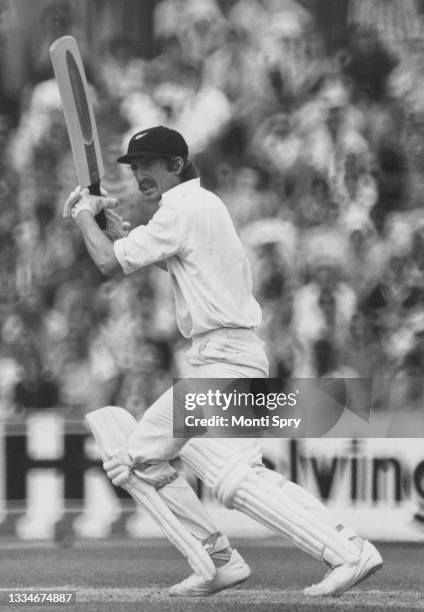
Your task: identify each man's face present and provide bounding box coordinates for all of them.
[129,157,179,200]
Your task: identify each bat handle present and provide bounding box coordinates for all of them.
[89,180,107,229]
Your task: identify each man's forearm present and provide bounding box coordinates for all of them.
[76,211,121,276]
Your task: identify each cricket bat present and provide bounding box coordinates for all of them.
[49,35,106,228]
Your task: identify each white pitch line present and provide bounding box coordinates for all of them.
[0,541,55,551]
[0,537,294,551]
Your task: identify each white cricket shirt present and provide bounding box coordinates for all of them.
[113,178,262,338]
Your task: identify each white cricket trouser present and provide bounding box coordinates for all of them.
[127,328,269,473]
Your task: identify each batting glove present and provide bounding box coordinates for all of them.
[63,186,118,221]
[103,451,133,487]
[103,209,131,241]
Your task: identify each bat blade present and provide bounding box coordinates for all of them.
[49,35,106,227]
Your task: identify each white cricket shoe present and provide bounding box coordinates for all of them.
[304,540,383,597]
[169,549,251,597]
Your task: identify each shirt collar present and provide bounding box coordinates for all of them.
[161,179,200,206]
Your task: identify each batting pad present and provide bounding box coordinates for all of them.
[86,406,136,461]
[86,407,216,580]
[181,439,360,567]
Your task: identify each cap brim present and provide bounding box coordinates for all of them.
[116,151,162,164]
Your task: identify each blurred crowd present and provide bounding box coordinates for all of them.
[2,0,424,419]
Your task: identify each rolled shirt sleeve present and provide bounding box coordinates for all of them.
[113,205,183,274]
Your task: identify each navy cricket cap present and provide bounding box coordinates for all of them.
[117,126,189,164]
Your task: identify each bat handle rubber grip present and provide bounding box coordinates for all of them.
[89,180,107,229]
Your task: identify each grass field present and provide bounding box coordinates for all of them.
[0,539,423,612]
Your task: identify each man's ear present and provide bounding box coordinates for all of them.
[173,156,185,175]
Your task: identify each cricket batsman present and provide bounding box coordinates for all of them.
[63,126,382,597]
